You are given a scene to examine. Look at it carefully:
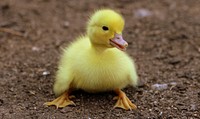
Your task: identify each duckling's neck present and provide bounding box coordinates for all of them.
[90,43,109,54]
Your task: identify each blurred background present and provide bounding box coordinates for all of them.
[0,0,200,118]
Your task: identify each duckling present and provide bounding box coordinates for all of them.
[44,9,138,110]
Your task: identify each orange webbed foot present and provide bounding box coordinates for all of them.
[113,89,137,110]
[44,92,76,109]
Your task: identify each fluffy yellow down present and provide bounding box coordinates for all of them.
[53,9,138,96]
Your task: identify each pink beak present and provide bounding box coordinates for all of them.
[110,34,128,51]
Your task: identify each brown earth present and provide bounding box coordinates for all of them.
[0,0,200,118]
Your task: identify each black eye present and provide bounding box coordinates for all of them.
[102,26,109,31]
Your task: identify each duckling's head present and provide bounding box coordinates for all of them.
[87,9,128,51]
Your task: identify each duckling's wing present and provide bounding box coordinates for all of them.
[53,65,74,96]
[53,37,89,96]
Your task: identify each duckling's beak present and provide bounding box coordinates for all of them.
[110,34,128,51]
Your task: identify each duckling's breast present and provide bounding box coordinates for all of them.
[70,49,133,92]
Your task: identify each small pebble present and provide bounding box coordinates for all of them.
[42,71,50,76]
[63,21,70,28]
[190,104,197,111]
[170,82,177,86]
[151,84,168,90]
[32,47,40,51]
[159,112,163,116]
[29,90,36,95]
[134,8,152,18]
[9,87,14,92]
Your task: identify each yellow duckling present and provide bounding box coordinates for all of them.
[45,9,138,110]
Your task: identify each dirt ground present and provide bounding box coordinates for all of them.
[0,0,200,118]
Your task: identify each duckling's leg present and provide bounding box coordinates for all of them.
[44,91,75,108]
[113,89,137,110]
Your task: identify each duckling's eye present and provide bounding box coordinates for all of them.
[102,26,109,31]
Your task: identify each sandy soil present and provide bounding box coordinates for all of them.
[0,0,200,118]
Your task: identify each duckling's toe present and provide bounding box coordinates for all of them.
[44,92,76,109]
[113,89,137,110]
